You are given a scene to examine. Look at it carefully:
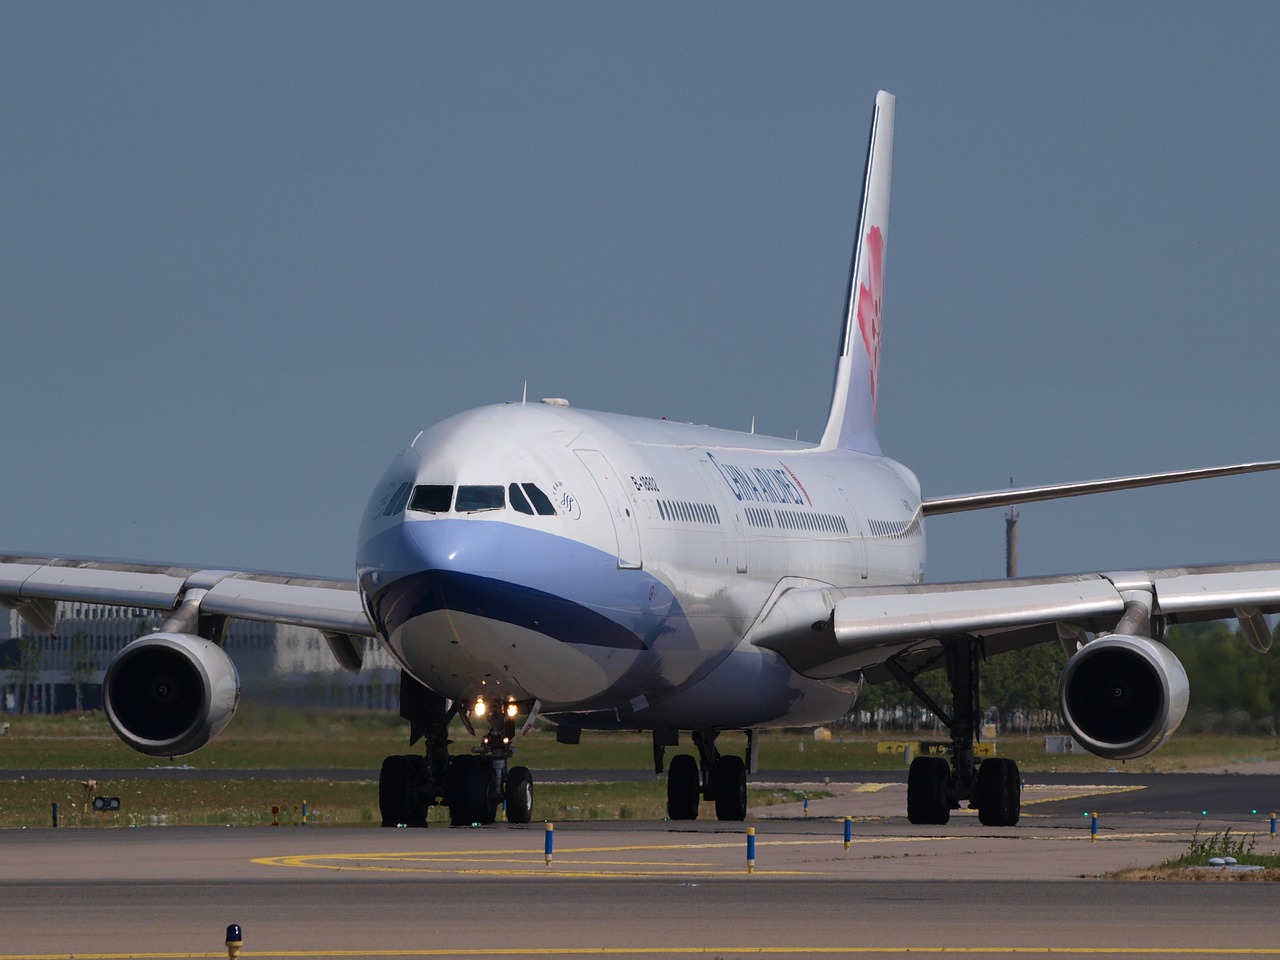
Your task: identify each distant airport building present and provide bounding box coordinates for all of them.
[0,602,398,714]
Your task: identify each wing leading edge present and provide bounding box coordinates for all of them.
[749,561,1280,681]
[0,554,373,671]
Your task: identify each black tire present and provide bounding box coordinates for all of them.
[403,755,431,827]
[906,755,951,825]
[446,756,497,826]
[976,757,1021,827]
[379,755,429,828]
[713,755,748,822]
[667,753,701,820]
[378,755,410,828]
[443,755,468,824]
[505,766,534,824]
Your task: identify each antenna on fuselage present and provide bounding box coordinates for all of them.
[522,381,527,406]
[750,416,756,434]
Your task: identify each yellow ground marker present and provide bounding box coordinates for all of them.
[8,946,1280,958]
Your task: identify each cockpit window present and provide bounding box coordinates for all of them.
[407,481,554,516]
[523,483,557,516]
[509,483,534,515]
[383,482,413,517]
[408,484,453,514]
[455,484,504,512]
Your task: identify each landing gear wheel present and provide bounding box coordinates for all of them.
[504,765,534,824]
[378,755,409,828]
[975,757,1021,827]
[446,755,497,826]
[907,756,951,825]
[713,755,748,822]
[379,755,428,828]
[667,753,701,820]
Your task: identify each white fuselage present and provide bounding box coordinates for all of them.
[356,401,925,730]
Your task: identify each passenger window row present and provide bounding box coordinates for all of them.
[406,483,557,516]
[744,507,775,528]
[774,509,849,535]
[658,499,720,525]
[868,516,921,539]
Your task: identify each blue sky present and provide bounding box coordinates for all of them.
[2,2,1278,585]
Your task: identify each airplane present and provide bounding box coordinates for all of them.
[5,89,1280,828]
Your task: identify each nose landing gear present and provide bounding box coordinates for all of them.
[379,676,535,827]
[445,700,534,826]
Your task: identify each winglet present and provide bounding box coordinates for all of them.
[819,90,895,454]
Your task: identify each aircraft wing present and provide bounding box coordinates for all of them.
[748,562,1280,682]
[0,554,372,671]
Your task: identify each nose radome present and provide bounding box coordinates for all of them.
[402,518,506,577]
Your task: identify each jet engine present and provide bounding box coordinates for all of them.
[103,632,240,757]
[1058,634,1189,760]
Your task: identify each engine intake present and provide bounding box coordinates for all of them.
[1059,634,1189,760]
[103,632,240,757]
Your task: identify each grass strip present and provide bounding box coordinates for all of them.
[1112,827,1280,881]
[5,710,1280,773]
[0,776,827,829]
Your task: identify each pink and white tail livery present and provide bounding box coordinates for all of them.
[819,89,894,455]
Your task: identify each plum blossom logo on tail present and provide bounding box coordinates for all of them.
[856,225,885,417]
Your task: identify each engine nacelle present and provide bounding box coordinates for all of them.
[103,632,240,757]
[1059,634,1189,760]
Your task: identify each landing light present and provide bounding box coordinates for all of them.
[506,703,518,718]
[474,699,487,718]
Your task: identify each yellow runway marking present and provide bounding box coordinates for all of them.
[6,951,1280,958]
[853,782,892,792]
[252,825,1186,879]
[254,837,973,878]
[1022,784,1146,807]
[255,836,963,868]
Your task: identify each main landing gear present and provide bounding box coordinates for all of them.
[659,729,750,822]
[379,675,535,827]
[891,635,1021,827]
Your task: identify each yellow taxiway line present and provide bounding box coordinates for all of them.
[251,824,1182,878]
[8,947,1280,958]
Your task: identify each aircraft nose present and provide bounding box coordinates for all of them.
[357,517,507,600]
[402,518,506,577]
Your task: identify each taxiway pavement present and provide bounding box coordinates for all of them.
[3,773,1280,960]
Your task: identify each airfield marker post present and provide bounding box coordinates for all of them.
[803,796,809,817]
[51,802,57,828]
[301,799,308,826]
[544,822,554,865]
[747,826,756,873]
[1091,812,1098,842]
[1271,813,1276,843]
[225,924,242,960]
[844,816,852,850]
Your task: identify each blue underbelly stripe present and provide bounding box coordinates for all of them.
[372,569,649,651]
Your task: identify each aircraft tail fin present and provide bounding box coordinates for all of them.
[818,90,894,454]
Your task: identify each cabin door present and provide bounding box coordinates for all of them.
[575,449,643,570]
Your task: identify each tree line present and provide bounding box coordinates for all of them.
[5,622,1280,730]
[851,621,1280,735]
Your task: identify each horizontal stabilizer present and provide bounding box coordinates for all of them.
[923,460,1280,515]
